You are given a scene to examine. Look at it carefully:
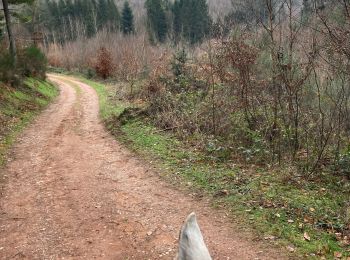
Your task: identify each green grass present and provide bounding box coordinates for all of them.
[65,74,350,259]
[0,78,58,166]
[74,77,128,120]
[118,123,349,259]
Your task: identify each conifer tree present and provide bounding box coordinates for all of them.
[83,0,96,38]
[121,1,134,35]
[65,0,76,40]
[172,0,211,45]
[172,0,182,43]
[97,0,108,30]
[74,0,83,19]
[145,0,168,43]
[106,0,120,32]
[301,0,312,23]
[192,0,211,44]
[47,0,60,28]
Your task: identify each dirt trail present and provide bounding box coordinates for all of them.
[0,75,286,259]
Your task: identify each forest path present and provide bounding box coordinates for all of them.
[0,75,285,259]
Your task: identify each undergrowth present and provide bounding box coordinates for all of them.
[66,74,350,259]
[0,78,58,167]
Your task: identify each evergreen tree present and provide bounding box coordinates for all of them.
[191,0,211,44]
[65,0,76,40]
[106,0,120,32]
[74,0,84,19]
[145,0,168,43]
[47,0,60,28]
[43,0,121,42]
[173,0,211,45]
[59,0,69,16]
[172,0,182,43]
[97,0,108,30]
[82,0,97,38]
[223,0,269,27]
[301,0,312,23]
[121,1,134,35]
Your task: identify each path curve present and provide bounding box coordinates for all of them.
[0,75,286,259]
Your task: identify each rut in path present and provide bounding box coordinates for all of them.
[0,75,285,259]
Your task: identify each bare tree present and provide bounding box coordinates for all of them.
[2,0,17,63]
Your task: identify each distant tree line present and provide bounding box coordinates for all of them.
[41,0,134,44]
[37,0,336,46]
[145,0,211,45]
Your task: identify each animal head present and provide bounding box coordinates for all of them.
[176,212,212,260]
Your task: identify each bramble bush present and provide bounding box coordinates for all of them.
[94,47,114,79]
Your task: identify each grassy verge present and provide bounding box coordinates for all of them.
[70,75,350,259]
[0,78,58,167]
[78,77,128,121]
[118,122,349,259]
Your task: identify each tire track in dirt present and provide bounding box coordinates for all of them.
[0,74,287,259]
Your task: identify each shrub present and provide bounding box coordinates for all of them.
[171,49,187,79]
[0,50,16,83]
[0,45,48,85]
[87,68,96,79]
[95,47,114,79]
[336,148,350,179]
[18,45,47,80]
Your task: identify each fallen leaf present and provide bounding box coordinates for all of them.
[214,189,229,197]
[334,251,342,258]
[304,232,311,241]
[287,219,294,223]
[264,235,276,240]
[310,208,315,212]
[335,233,342,241]
[287,245,295,252]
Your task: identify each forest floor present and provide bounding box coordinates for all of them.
[0,74,286,259]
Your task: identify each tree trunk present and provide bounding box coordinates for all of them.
[2,0,17,65]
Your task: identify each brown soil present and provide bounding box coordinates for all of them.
[0,75,287,259]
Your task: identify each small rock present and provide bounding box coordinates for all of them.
[287,245,295,252]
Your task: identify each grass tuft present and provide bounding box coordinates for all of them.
[0,78,58,167]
